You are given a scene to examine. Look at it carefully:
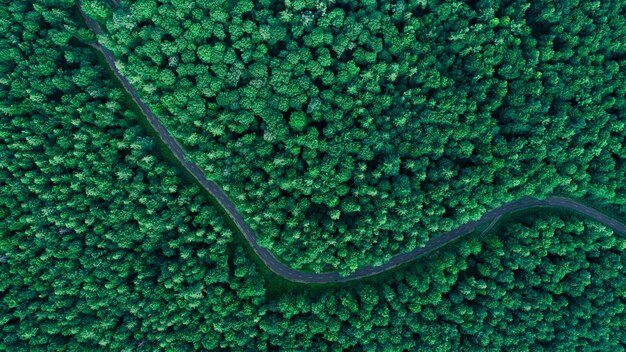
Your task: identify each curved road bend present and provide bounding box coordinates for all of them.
[80,8,626,284]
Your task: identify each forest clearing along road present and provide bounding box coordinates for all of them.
[80,6,626,283]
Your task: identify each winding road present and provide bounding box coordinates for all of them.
[80,6,626,283]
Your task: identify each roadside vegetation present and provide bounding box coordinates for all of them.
[3,1,626,350]
[88,0,626,273]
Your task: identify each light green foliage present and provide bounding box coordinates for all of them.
[289,111,307,131]
[82,0,111,21]
[129,0,157,20]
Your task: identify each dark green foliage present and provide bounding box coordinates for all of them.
[4,0,626,350]
[95,0,626,272]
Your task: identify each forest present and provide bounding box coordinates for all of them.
[87,0,626,273]
[3,0,626,350]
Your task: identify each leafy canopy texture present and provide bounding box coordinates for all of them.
[96,0,626,273]
[3,1,626,350]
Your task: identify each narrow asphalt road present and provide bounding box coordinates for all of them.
[80,7,626,283]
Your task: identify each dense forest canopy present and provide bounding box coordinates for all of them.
[89,0,626,273]
[3,0,626,350]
